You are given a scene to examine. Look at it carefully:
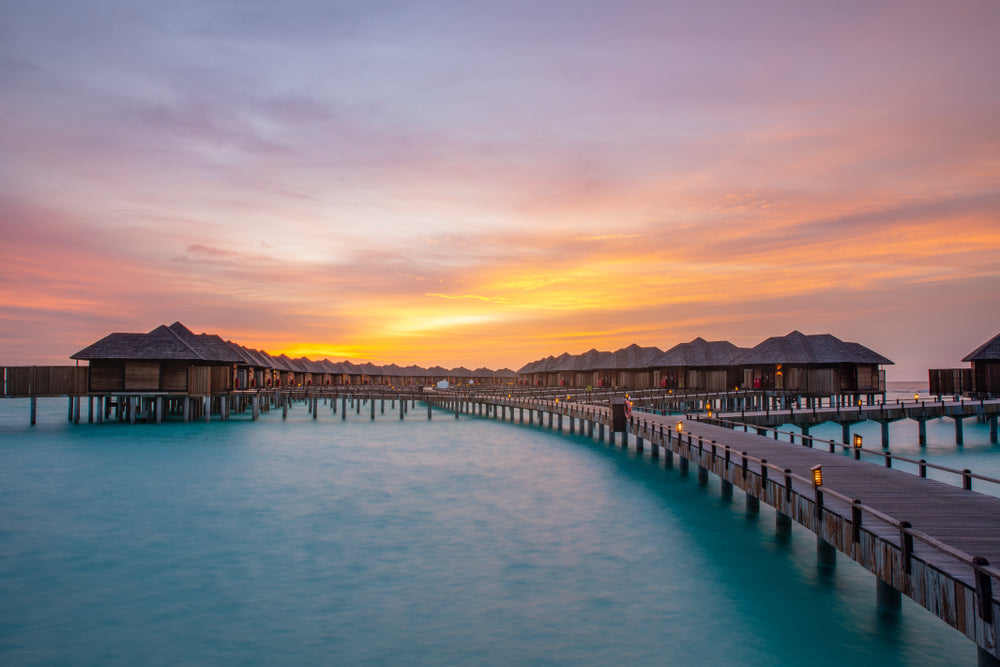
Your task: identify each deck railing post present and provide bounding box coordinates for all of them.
[900,521,913,575]
[784,469,792,503]
[963,469,972,490]
[852,499,863,545]
[973,557,994,623]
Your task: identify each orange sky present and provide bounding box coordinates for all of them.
[2,1,999,379]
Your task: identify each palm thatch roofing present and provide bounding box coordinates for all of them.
[735,331,892,365]
[72,321,523,378]
[962,332,1000,362]
[657,338,746,367]
[516,331,892,374]
[71,322,240,362]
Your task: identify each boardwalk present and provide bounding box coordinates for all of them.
[442,391,1000,664]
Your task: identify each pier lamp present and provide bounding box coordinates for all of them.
[675,420,683,433]
[707,407,713,418]
[811,464,823,487]
[853,433,863,459]
[914,393,920,402]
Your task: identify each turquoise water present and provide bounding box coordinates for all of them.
[0,397,982,665]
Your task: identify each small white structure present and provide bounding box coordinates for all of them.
[436,380,450,390]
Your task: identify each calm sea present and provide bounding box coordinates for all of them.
[1,393,990,665]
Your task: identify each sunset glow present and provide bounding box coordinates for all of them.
[2,1,998,378]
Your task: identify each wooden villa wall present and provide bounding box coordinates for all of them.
[161,361,188,392]
[973,361,1000,395]
[125,361,160,391]
[90,360,124,392]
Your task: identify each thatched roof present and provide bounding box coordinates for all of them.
[72,321,519,377]
[963,332,1000,362]
[612,344,663,369]
[735,331,892,365]
[71,322,240,362]
[657,338,745,367]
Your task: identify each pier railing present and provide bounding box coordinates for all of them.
[692,413,1000,495]
[2,366,89,397]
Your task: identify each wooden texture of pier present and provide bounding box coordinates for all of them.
[437,391,1000,664]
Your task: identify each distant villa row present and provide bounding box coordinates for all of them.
[66,323,1000,398]
[517,331,891,394]
[71,322,517,394]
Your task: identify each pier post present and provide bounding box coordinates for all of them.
[842,423,851,445]
[342,395,347,420]
[427,401,432,420]
[698,465,708,486]
[88,396,94,423]
[96,396,104,424]
[720,479,733,500]
[30,396,37,425]
[955,416,965,446]
[776,512,792,540]
[876,578,901,614]
[400,398,404,420]
[678,456,689,476]
[282,395,288,420]
[68,396,73,422]
[598,422,604,442]
[204,396,210,423]
[817,537,836,570]
[881,420,890,449]
[990,415,998,444]
[917,418,927,446]
[372,397,376,421]
[156,397,163,424]
[557,413,563,432]
[746,492,760,516]
[73,396,80,424]
[252,395,260,420]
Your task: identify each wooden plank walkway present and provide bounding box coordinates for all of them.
[457,394,1000,662]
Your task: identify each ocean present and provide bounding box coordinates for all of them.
[0,393,990,665]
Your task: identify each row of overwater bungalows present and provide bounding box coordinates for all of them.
[70,322,516,395]
[517,331,892,397]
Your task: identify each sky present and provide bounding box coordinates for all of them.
[1,1,998,379]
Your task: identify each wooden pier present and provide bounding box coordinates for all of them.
[432,390,1000,665]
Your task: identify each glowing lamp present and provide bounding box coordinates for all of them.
[811,464,823,487]
[853,434,863,449]
[707,408,713,418]
[914,393,920,401]
[675,421,683,433]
